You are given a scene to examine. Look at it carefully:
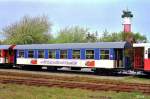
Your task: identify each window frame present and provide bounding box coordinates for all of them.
[72,49,81,59]
[48,50,56,59]
[28,50,34,58]
[85,49,94,59]
[38,50,45,58]
[100,49,110,59]
[18,50,25,58]
[60,50,68,59]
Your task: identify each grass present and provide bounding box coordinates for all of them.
[0,84,149,99]
[123,75,150,84]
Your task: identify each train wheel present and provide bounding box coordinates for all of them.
[0,64,13,69]
[94,68,117,75]
[71,67,81,71]
[47,66,57,71]
[93,68,104,75]
[143,71,150,75]
[20,65,42,71]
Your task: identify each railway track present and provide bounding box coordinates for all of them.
[0,70,149,95]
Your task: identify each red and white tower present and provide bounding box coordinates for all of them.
[123,17,131,32]
[122,9,133,33]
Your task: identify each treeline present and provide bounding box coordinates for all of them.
[0,15,147,44]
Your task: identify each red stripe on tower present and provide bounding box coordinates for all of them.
[124,24,131,32]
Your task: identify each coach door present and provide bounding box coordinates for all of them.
[115,49,123,68]
[4,48,15,64]
[133,47,144,69]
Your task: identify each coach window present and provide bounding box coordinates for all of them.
[38,50,45,58]
[18,50,24,58]
[60,50,67,59]
[49,50,56,58]
[28,50,34,58]
[72,50,80,59]
[148,48,150,58]
[100,49,110,59]
[86,50,94,59]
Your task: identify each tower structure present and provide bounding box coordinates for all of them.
[122,9,133,41]
[122,9,133,33]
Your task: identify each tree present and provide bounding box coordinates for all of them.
[99,31,147,42]
[54,26,88,43]
[86,32,98,42]
[1,15,53,44]
[99,29,111,42]
[133,32,147,43]
[99,30,123,42]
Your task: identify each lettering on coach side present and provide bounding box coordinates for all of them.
[40,60,78,66]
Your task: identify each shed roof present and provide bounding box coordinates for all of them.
[14,42,127,49]
[0,45,12,49]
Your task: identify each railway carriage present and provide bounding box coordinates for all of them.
[1,42,150,74]
[0,45,16,65]
[133,43,150,74]
[14,42,132,72]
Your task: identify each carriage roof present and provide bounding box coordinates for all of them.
[0,45,12,49]
[14,42,128,50]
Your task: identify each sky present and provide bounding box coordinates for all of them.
[0,0,150,40]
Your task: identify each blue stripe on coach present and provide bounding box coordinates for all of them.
[25,49,28,58]
[56,49,60,59]
[34,50,38,58]
[68,49,72,59]
[110,48,114,60]
[94,48,99,60]
[80,48,85,59]
[45,49,48,59]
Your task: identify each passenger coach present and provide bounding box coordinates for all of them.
[133,43,150,74]
[14,42,132,72]
[0,45,15,65]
